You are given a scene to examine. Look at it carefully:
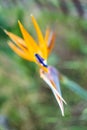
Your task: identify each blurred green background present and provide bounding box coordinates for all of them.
[0,0,87,130]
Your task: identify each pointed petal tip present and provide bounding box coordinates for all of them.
[3,29,8,34]
[31,15,35,21]
[30,13,36,22]
[62,112,64,116]
[18,20,21,25]
[18,20,24,31]
[18,20,23,28]
[8,41,12,46]
[4,29,11,37]
[64,100,67,105]
[30,14,33,17]
[60,104,64,116]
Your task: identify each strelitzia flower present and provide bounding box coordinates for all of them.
[5,15,66,116]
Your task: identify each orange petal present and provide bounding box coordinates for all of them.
[31,15,47,59]
[47,31,56,56]
[44,27,50,44]
[4,30,29,52]
[8,41,33,61]
[18,20,39,61]
[4,29,26,47]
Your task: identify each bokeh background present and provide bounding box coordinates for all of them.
[0,0,87,130]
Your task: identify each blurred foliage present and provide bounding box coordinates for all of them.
[0,0,87,130]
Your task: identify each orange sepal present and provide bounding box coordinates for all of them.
[31,15,47,59]
[4,29,26,47]
[45,30,56,56]
[18,20,39,61]
[45,27,50,44]
[8,41,33,61]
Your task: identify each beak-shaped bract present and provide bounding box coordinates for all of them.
[40,66,66,116]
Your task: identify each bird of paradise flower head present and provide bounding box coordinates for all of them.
[4,15,66,116]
